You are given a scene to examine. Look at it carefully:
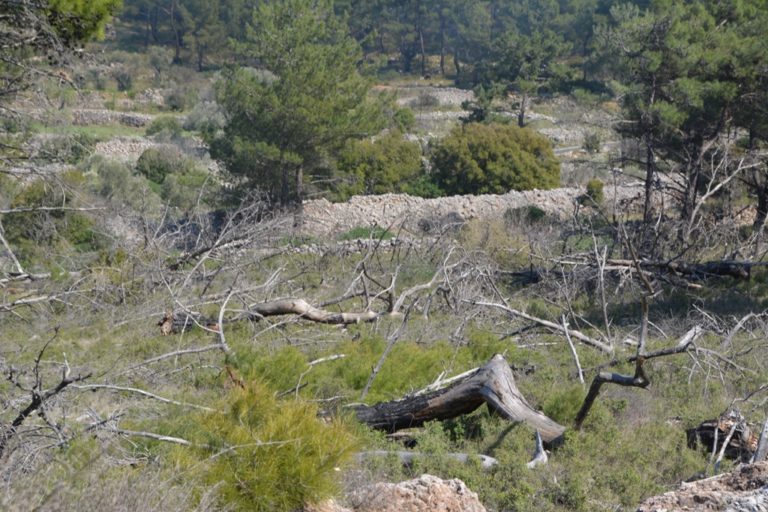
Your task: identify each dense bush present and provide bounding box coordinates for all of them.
[167,380,358,512]
[581,178,604,207]
[85,156,161,212]
[135,146,194,185]
[145,116,183,137]
[391,106,416,133]
[135,147,214,210]
[582,131,601,153]
[431,123,560,195]
[336,130,424,199]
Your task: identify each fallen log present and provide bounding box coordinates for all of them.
[357,450,499,470]
[247,298,379,324]
[158,299,381,334]
[349,354,566,445]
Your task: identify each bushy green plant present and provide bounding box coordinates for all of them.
[336,131,423,199]
[166,380,358,512]
[431,123,560,195]
[112,68,132,92]
[145,116,183,137]
[135,146,194,184]
[392,106,416,132]
[85,156,161,211]
[582,131,601,153]
[505,205,547,224]
[580,178,604,206]
[165,88,189,111]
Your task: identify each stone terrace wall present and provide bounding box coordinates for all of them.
[301,185,645,238]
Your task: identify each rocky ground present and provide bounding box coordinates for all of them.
[306,474,486,512]
[637,462,768,512]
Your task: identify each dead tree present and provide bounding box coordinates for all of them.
[350,354,567,444]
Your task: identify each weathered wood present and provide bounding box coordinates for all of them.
[350,354,566,444]
[472,300,613,353]
[687,414,759,463]
[357,450,499,470]
[248,298,380,324]
[751,418,768,463]
[574,357,649,430]
[159,299,381,334]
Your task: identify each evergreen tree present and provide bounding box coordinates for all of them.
[210,0,387,208]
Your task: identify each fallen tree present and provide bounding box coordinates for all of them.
[349,354,567,444]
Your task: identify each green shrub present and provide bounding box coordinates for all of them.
[392,106,416,132]
[167,380,358,512]
[582,131,601,153]
[85,156,161,211]
[136,146,193,184]
[336,130,423,199]
[581,179,604,206]
[145,116,183,137]
[431,123,560,195]
[165,88,189,111]
[112,69,133,92]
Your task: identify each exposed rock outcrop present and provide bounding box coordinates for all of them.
[637,462,768,512]
[348,474,485,512]
[305,474,486,512]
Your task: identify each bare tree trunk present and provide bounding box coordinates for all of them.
[439,14,446,76]
[350,354,566,444]
[169,0,182,64]
[294,165,304,228]
[418,26,426,77]
[643,138,655,224]
[518,91,527,128]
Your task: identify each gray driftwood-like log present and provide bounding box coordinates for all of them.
[159,299,380,334]
[357,450,499,469]
[350,354,566,444]
[247,299,379,324]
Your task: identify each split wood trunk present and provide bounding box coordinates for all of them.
[351,354,566,444]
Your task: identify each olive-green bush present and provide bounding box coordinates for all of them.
[166,380,358,512]
[431,123,560,195]
[145,116,183,137]
[336,130,424,199]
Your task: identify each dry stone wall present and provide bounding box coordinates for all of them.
[301,184,645,238]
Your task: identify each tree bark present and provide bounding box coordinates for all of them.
[350,354,566,445]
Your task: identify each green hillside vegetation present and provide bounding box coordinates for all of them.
[1,0,768,511]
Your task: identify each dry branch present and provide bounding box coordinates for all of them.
[350,354,566,444]
[357,450,499,470]
[248,298,380,324]
[574,357,649,430]
[472,300,613,353]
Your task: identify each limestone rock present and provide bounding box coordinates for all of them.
[348,474,486,512]
[637,462,768,512]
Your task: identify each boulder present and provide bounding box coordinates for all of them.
[348,474,486,512]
